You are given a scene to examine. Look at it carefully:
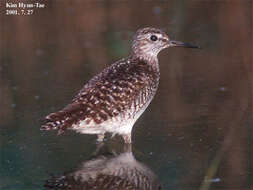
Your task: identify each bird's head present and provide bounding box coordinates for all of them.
[131,27,199,62]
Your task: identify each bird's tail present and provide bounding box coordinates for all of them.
[40,112,67,135]
[40,103,85,135]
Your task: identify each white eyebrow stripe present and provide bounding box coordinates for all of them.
[155,33,163,38]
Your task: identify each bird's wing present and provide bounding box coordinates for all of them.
[41,58,157,134]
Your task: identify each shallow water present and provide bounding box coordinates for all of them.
[1,0,253,189]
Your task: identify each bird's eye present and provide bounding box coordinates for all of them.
[150,35,158,41]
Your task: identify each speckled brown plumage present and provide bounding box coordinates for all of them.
[40,27,199,143]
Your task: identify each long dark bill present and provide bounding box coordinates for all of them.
[170,40,200,49]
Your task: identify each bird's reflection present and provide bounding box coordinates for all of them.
[43,143,161,190]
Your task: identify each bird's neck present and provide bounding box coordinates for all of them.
[129,53,160,73]
[130,41,161,65]
[130,50,158,64]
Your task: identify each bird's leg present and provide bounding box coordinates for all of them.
[92,141,105,156]
[122,134,132,144]
[92,133,105,156]
[123,143,132,152]
[97,133,105,143]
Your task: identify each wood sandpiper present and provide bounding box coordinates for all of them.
[41,27,199,143]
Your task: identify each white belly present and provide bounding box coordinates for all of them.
[71,94,154,136]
